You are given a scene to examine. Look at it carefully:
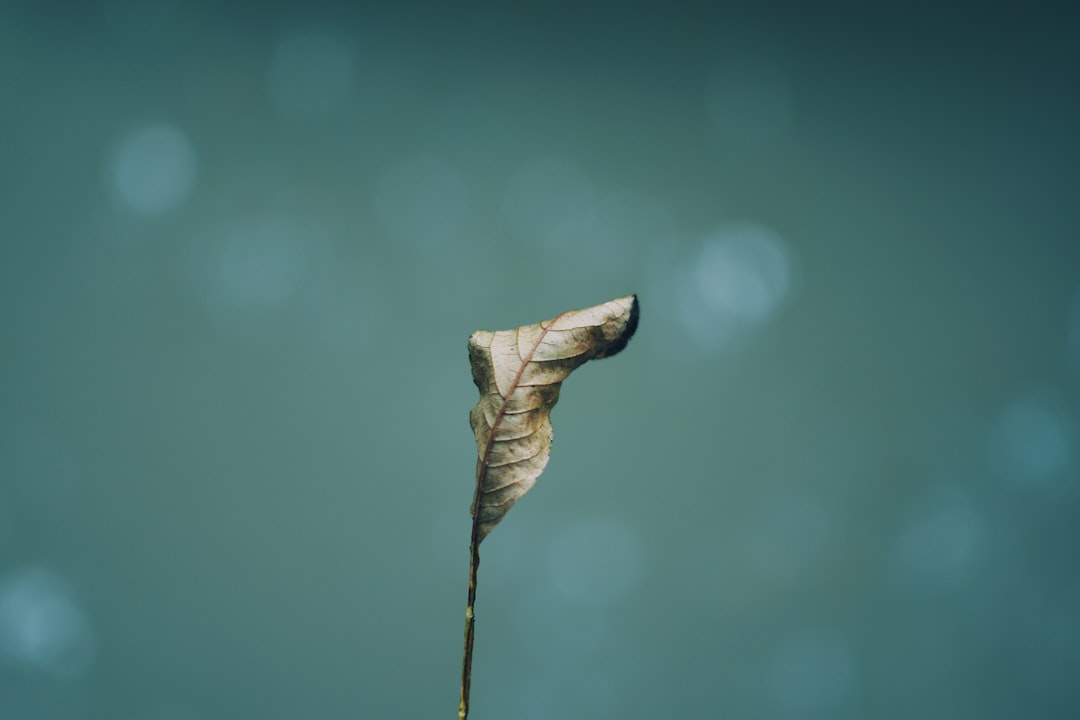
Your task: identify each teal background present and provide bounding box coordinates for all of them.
[2,2,1079,718]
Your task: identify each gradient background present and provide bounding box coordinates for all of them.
[2,2,1079,719]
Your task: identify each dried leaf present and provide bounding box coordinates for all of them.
[467,294,639,542]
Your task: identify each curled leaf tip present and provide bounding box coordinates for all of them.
[467,294,638,542]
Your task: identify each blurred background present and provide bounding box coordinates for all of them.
[2,1,1079,718]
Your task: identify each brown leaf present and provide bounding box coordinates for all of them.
[467,294,639,542]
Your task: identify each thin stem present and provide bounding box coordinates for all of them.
[460,313,569,718]
[458,516,481,719]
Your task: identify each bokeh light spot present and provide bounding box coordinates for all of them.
[770,628,855,716]
[109,124,196,216]
[375,156,470,251]
[0,568,96,678]
[991,390,1074,486]
[218,221,304,308]
[891,487,983,593]
[546,516,642,607]
[677,222,794,351]
[267,31,354,118]
[707,59,793,143]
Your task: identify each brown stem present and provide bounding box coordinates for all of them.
[460,313,572,718]
[458,511,481,719]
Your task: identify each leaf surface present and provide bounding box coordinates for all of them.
[467,294,639,542]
